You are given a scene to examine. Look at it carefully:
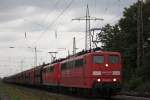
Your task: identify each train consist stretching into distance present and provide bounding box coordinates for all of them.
[3,48,122,97]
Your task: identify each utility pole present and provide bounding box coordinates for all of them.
[73,37,76,55]
[28,46,37,67]
[68,50,70,57]
[137,0,144,68]
[72,4,103,50]
[34,47,37,67]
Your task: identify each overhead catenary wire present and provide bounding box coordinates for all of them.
[98,0,124,26]
[51,0,120,51]
[40,0,61,27]
[33,0,75,46]
[10,0,73,68]
[19,0,61,47]
[30,0,124,51]
[18,0,65,50]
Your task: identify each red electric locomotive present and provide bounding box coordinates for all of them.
[59,50,122,97]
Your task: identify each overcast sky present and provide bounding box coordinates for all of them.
[0,0,137,77]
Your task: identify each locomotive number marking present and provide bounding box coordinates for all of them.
[92,71,101,75]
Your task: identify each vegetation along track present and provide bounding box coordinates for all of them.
[1,81,150,100]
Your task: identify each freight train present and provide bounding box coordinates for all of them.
[3,49,122,97]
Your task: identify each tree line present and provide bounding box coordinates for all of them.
[98,1,150,92]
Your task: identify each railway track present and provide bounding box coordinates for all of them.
[112,95,150,100]
[1,81,150,100]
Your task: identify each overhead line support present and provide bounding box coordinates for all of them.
[72,4,103,50]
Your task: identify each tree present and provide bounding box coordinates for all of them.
[99,1,150,91]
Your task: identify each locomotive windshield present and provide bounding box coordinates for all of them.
[109,55,119,64]
[93,55,104,64]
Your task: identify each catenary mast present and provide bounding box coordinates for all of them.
[72,5,103,50]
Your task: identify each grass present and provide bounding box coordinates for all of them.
[0,82,68,100]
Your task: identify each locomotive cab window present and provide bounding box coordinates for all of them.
[93,55,104,64]
[47,66,54,72]
[109,55,119,64]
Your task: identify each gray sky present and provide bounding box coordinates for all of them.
[0,0,137,77]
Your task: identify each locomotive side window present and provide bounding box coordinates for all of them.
[61,63,67,70]
[75,59,84,67]
[47,66,54,72]
[109,55,119,64]
[67,60,75,69]
[93,55,104,64]
[61,59,84,71]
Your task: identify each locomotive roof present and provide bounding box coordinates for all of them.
[43,62,59,69]
[6,48,121,77]
[59,50,120,64]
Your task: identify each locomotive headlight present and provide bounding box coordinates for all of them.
[97,78,101,82]
[113,78,117,82]
[105,64,109,67]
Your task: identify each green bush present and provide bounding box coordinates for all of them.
[135,82,150,93]
[11,96,20,100]
[128,77,143,91]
